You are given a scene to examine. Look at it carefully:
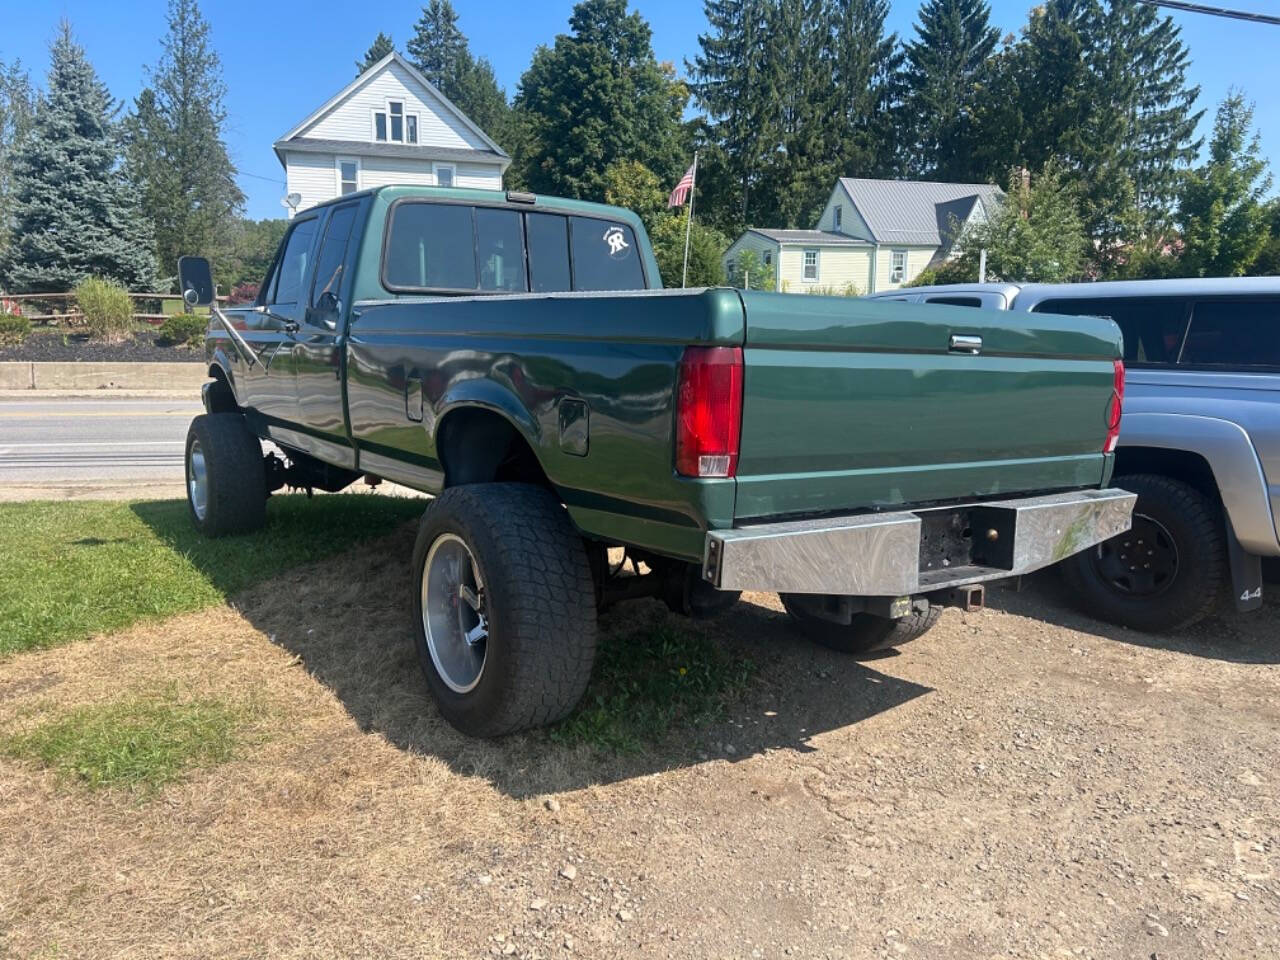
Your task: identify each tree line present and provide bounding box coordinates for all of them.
[0,0,1276,296]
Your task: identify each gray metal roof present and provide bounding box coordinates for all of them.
[275,137,507,166]
[838,178,1004,245]
[749,228,870,246]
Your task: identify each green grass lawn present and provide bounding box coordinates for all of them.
[0,495,424,658]
[3,688,254,791]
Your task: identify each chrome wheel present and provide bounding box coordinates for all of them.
[421,533,488,694]
[188,438,208,521]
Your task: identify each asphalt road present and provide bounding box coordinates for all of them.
[0,396,202,497]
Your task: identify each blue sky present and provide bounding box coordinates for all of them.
[3,0,1277,220]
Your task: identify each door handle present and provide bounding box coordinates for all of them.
[949,334,982,354]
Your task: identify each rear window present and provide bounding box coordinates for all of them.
[475,208,527,292]
[926,296,982,308]
[1033,296,1189,366]
[526,213,572,292]
[1181,299,1280,368]
[569,217,645,291]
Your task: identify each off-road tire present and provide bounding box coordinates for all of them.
[185,413,266,537]
[1059,473,1226,632]
[411,484,598,738]
[780,595,941,655]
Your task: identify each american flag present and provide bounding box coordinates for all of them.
[667,162,696,208]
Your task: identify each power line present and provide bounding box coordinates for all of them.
[1136,0,1280,25]
[236,169,284,184]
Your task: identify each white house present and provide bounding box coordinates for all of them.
[723,178,1003,294]
[273,51,510,216]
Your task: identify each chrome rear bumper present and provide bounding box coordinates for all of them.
[702,488,1136,596]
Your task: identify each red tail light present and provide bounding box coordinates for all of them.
[675,345,743,478]
[1104,358,1124,453]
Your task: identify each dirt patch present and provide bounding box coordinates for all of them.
[1,531,1278,959]
[0,328,202,363]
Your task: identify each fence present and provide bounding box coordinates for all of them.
[0,291,229,327]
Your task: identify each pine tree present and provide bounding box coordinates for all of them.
[407,0,468,90]
[1176,93,1273,278]
[902,0,998,181]
[356,33,395,75]
[757,0,835,227]
[0,59,36,266]
[688,0,775,229]
[406,1,509,145]
[828,0,907,181]
[125,0,243,284]
[0,24,154,292]
[513,0,687,200]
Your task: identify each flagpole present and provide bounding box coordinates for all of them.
[681,150,698,289]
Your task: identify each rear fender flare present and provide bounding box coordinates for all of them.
[1119,412,1279,555]
[432,380,549,483]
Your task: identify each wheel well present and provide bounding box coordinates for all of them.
[1113,446,1219,503]
[436,408,551,489]
[205,366,238,413]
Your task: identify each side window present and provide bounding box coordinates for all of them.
[1034,297,1189,366]
[1181,299,1280,368]
[475,208,527,292]
[271,218,319,305]
[569,217,645,291]
[384,202,477,291]
[803,250,818,281]
[309,205,359,309]
[926,296,982,308]
[527,213,572,293]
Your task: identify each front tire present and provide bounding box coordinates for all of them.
[411,484,598,738]
[781,595,941,655]
[1059,473,1226,632]
[185,413,266,537]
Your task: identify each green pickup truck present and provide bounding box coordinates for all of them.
[178,185,1134,737]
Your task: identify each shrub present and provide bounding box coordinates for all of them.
[156,313,208,348]
[0,313,30,345]
[805,282,860,297]
[75,276,134,343]
[228,281,259,304]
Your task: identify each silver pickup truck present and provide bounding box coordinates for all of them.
[869,278,1280,632]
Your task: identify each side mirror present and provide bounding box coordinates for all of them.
[315,290,342,329]
[177,256,215,307]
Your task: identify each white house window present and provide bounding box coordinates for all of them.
[834,205,842,231]
[373,101,419,144]
[803,249,818,281]
[434,163,456,187]
[890,249,906,283]
[338,158,359,195]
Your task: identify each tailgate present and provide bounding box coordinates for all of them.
[734,293,1122,521]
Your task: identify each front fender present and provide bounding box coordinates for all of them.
[207,347,242,403]
[1120,412,1279,555]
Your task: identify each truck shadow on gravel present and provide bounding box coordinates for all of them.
[984,570,1280,664]
[218,523,932,799]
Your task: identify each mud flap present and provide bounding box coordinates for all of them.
[1226,524,1264,612]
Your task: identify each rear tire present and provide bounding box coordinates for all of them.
[1059,473,1226,632]
[185,413,266,537]
[411,484,598,737]
[781,595,940,655]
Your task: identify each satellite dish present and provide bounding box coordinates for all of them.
[281,192,302,213]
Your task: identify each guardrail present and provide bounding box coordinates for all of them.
[0,291,231,327]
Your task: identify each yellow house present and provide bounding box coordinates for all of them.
[723,178,1003,294]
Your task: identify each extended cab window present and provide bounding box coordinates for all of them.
[272,218,319,305]
[1034,296,1189,366]
[385,202,476,291]
[1181,299,1280,368]
[569,217,644,291]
